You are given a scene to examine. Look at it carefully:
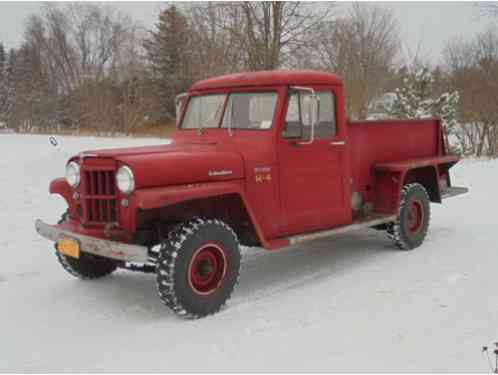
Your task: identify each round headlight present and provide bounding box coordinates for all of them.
[65,161,80,188]
[116,166,135,194]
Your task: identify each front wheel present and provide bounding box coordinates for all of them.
[156,218,241,318]
[56,251,118,280]
[55,211,117,279]
[388,183,431,250]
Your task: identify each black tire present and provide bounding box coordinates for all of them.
[156,218,241,318]
[387,183,431,250]
[55,211,117,279]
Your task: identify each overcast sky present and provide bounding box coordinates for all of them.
[0,1,494,65]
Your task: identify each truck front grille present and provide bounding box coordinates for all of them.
[81,166,117,225]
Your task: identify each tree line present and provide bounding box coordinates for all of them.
[0,2,497,156]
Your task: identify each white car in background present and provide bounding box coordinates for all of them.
[366,92,396,120]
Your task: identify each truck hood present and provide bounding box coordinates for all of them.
[79,141,244,189]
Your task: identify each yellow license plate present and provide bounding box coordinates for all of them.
[57,238,80,259]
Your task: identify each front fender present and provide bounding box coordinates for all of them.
[134,181,271,248]
[49,177,78,217]
[49,178,73,204]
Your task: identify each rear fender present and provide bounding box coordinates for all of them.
[134,182,270,248]
[374,156,461,214]
[373,170,403,214]
[403,166,441,203]
[374,166,439,215]
[400,157,462,205]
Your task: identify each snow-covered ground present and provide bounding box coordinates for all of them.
[1,134,496,372]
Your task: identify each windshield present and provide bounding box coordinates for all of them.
[182,94,226,129]
[180,92,278,130]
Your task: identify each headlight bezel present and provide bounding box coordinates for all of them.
[65,161,80,188]
[116,165,135,195]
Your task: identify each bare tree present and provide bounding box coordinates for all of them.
[187,2,334,71]
[0,43,14,125]
[185,3,244,78]
[19,3,145,132]
[444,27,498,157]
[8,41,59,132]
[25,4,137,93]
[238,2,334,69]
[313,3,401,119]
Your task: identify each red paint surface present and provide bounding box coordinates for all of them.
[375,155,459,172]
[49,70,461,251]
[191,70,342,91]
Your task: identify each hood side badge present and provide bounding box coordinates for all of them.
[209,170,233,177]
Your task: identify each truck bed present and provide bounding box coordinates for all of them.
[348,118,445,203]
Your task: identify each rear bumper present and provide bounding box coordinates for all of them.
[35,219,149,263]
[441,186,468,199]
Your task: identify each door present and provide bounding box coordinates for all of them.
[278,87,350,236]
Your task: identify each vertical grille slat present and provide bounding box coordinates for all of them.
[92,172,98,195]
[80,163,117,225]
[97,172,103,195]
[108,172,114,195]
[97,171,104,220]
[106,172,112,221]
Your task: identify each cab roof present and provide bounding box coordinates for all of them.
[190,70,343,91]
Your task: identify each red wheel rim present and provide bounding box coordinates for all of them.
[407,200,424,233]
[188,243,227,295]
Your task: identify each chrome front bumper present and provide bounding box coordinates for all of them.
[35,219,149,263]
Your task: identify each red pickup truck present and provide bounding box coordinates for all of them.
[35,70,467,318]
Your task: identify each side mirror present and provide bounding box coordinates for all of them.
[290,86,320,145]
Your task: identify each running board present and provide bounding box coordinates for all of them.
[286,214,397,246]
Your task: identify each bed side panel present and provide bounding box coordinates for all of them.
[348,119,442,205]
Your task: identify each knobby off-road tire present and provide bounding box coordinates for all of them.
[156,218,241,319]
[388,183,431,250]
[55,211,117,280]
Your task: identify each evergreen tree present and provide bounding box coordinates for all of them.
[144,5,193,119]
[387,67,460,153]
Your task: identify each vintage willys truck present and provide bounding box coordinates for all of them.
[35,70,467,318]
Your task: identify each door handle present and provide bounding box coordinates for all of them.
[330,141,346,146]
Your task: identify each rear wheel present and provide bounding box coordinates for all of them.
[156,218,241,318]
[55,211,117,279]
[388,183,431,250]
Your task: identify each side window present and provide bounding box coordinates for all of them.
[283,90,336,139]
[317,91,336,138]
